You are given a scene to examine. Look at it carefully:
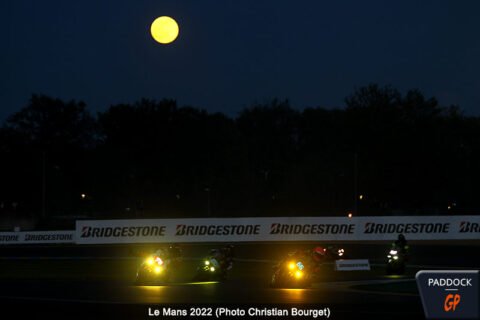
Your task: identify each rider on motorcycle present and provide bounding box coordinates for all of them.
[310,246,327,272]
[393,234,409,255]
[220,245,235,271]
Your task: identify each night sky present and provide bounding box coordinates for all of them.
[2,0,480,121]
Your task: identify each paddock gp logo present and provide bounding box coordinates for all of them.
[270,223,355,235]
[459,221,480,233]
[175,224,260,236]
[81,225,166,238]
[416,270,479,319]
[363,222,449,234]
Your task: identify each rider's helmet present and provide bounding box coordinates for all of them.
[312,246,326,262]
[396,234,407,246]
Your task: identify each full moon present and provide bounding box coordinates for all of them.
[150,16,179,44]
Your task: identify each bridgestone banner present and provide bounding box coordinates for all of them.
[75,216,480,244]
[0,231,75,245]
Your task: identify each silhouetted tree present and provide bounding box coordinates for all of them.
[2,86,479,226]
[1,95,97,220]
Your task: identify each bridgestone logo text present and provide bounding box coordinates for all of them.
[24,234,73,241]
[175,224,260,236]
[0,235,19,242]
[81,226,165,238]
[364,222,449,234]
[270,224,355,235]
[459,222,480,233]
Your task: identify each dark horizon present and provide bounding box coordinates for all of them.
[1,84,479,227]
[2,0,480,122]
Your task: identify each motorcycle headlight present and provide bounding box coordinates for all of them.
[390,250,397,255]
[155,257,164,265]
[146,257,155,266]
[296,261,305,270]
[288,262,296,270]
[294,271,303,279]
[205,260,210,266]
[393,256,398,260]
[210,267,215,272]
[154,266,163,273]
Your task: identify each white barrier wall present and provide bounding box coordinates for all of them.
[75,216,480,244]
[1,216,478,245]
[0,231,75,245]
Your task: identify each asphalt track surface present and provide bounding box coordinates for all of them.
[0,243,478,320]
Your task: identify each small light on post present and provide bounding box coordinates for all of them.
[81,193,86,199]
[347,212,353,219]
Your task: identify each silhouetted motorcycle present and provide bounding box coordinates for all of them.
[193,256,228,281]
[386,245,407,275]
[135,250,175,285]
[324,246,346,261]
[270,258,312,288]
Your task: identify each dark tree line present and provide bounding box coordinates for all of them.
[1,85,479,225]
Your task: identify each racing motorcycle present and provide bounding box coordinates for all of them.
[135,250,174,285]
[324,246,346,261]
[193,256,227,281]
[193,248,233,281]
[270,257,311,288]
[386,245,407,275]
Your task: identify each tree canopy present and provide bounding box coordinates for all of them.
[1,86,479,225]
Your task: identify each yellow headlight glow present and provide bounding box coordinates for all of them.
[288,262,296,270]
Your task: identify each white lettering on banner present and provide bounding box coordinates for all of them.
[0,231,75,244]
[75,216,480,244]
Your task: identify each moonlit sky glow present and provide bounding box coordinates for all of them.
[1,0,480,120]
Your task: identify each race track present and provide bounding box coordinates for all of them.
[0,243,477,319]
